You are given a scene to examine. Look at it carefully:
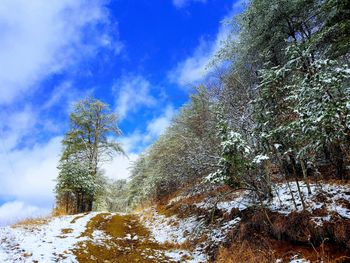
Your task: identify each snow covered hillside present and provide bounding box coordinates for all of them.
[146,181,350,262]
[0,212,199,262]
[0,181,349,262]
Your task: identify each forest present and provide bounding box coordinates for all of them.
[56,0,349,213]
[50,0,350,261]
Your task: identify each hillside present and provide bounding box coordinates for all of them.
[1,0,349,262]
[1,180,349,262]
[0,212,197,262]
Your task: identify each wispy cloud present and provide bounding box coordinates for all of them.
[172,0,207,9]
[114,75,157,121]
[0,201,50,226]
[0,136,62,205]
[145,105,176,140]
[102,153,138,180]
[0,0,123,224]
[0,0,122,104]
[168,26,230,87]
[102,104,176,180]
[168,3,240,87]
[118,104,176,153]
[0,106,38,151]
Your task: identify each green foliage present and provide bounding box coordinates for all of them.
[55,161,96,197]
[55,97,124,213]
[127,91,221,207]
[206,110,252,187]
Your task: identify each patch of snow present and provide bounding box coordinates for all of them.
[0,247,9,262]
[92,229,112,245]
[142,209,198,244]
[165,250,207,263]
[216,194,251,211]
[168,196,185,205]
[289,254,310,262]
[252,154,269,164]
[211,217,241,242]
[142,207,243,262]
[310,215,331,227]
[195,190,252,212]
[267,182,350,219]
[0,212,98,262]
[144,181,350,261]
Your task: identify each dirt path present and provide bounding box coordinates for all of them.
[72,213,188,262]
[0,212,195,263]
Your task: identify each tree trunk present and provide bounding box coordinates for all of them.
[291,158,306,211]
[65,193,69,214]
[76,192,81,214]
[334,144,344,179]
[300,159,312,195]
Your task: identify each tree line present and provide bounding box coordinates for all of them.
[55,0,349,214]
[127,0,350,208]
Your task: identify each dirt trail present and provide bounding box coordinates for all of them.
[72,213,186,263]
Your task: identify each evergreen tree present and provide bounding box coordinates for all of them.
[55,97,124,213]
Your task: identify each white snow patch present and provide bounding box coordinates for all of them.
[142,209,198,244]
[267,182,350,221]
[0,212,98,262]
[195,182,350,224]
[289,254,310,262]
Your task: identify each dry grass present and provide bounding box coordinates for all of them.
[11,216,50,228]
[70,213,89,224]
[216,241,275,263]
[52,205,68,217]
[215,239,350,263]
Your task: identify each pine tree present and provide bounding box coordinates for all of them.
[56,97,124,213]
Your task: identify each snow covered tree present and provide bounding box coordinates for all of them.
[55,161,98,214]
[287,54,350,178]
[206,109,251,187]
[56,97,124,213]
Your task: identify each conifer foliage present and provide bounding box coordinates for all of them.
[55,97,124,214]
[126,0,349,208]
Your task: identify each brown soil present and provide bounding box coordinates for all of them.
[219,208,350,263]
[72,213,190,263]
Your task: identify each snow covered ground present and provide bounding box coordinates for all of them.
[195,182,350,223]
[141,207,242,262]
[0,212,98,262]
[0,211,205,262]
[0,182,348,262]
[151,181,350,262]
[141,209,208,262]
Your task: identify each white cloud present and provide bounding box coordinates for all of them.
[117,105,176,154]
[0,104,175,208]
[114,75,157,120]
[0,104,62,225]
[101,105,176,180]
[118,132,145,153]
[0,106,37,151]
[168,4,236,86]
[145,105,176,139]
[172,0,207,8]
[169,27,230,87]
[0,136,62,202]
[42,82,73,109]
[102,153,138,181]
[42,81,95,116]
[232,0,250,9]
[0,0,121,104]
[0,201,50,226]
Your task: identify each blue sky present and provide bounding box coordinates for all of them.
[0,0,245,225]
